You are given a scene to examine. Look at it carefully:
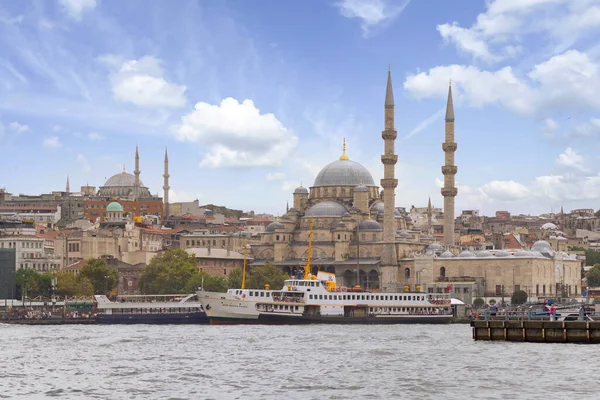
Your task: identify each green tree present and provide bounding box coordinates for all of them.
[80,259,119,295]
[585,264,600,287]
[586,250,600,266]
[16,268,40,299]
[473,298,485,308]
[511,290,528,305]
[187,273,229,293]
[139,249,199,294]
[56,271,78,297]
[37,272,54,298]
[227,268,243,289]
[489,299,497,305]
[246,262,288,290]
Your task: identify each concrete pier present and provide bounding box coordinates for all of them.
[472,320,600,343]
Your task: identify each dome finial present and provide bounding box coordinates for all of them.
[340,138,349,160]
[300,180,303,187]
[122,164,126,173]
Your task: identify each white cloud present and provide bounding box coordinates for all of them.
[88,132,104,141]
[76,154,90,172]
[436,0,600,62]
[43,136,62,148]
[103,55,187,108]
[267,172,286,181]
[568,117,600,138]
[336,0,410,36]
[52,125,62,132]
[280,181,297,192]
[59,0,97,21]
[8,122,29,133]
[0,14,23,25]
[480,180,531,201]
[556,147,586,171]
[403,50,600,117]
[174,97,298,168]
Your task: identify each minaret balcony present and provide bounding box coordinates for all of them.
[381,130,397,140]
[441,188,458,197]
[380,178,398,189]
[442,165,458,175]
[381,154,398,165]
[442,142,457,152]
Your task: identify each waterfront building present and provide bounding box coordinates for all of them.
[0,248,16,300]
[0,235,60,271]
[185,247,248,277]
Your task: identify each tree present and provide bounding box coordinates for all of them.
[139,249,199,294]
[489,299,497,305]
[246,262,288,290]
[228,268,243,289]
[473,298,485,308]
[80,259,119,295]
[37,273,54,298]
[585,264,600,287]
[511,290,528,305]
[16,268,40,299]
[187,273,228,293]
[586,250,600,266]
[56,271,78,297]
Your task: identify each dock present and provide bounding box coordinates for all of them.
[0,318,96,325]
[471,320,600,343]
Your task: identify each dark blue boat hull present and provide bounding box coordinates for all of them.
[96,311,208,324]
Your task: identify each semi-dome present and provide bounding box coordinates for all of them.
[531,240,554,256]
[294,186,308,194]
[313,159,375,187]
[397,229,412,239]
[305,201,349,217]
[495,250,511,257]
[104,172,143,187]
[369,201,402,217]
[358,219,382,230]
[353,184,368,193]
[458,250,475,258]
[106,201,123,212]
[476,250,494,258]
[427,243,443,252]
[541,222,558,230]
[266,221,285,232]
[439,250,454,258]
[515,250,530,257]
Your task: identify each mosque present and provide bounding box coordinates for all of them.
[83,147,169,223]
[250,68,582,301]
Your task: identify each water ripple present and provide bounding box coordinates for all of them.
[1,324,600,399]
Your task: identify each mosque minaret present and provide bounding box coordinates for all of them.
[442,82,457,247]
[379,67,399,284]
[134,145,141,200]
[163,148,170,219]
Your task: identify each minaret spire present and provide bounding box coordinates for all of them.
[66,175,70,193]
[134,145,141,200]
[163,147,170,222]
[442,81,458,246]
[340,138,349,160]
[427,196,433,233]
[380,66,399,290]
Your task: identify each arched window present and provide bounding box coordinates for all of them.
[440,266,446,278]
[405,268,410,279]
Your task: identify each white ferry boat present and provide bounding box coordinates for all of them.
[198,218,452,325]
[94,294,207,324]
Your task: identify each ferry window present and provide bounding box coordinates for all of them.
[249,292,254,296]
[319,295,323,299]
[266,293,270,297]
[329,295,333,300]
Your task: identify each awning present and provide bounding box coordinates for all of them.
[450,298,466,305]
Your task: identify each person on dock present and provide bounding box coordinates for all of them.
[549,305,556,321]
[579,304,586,321]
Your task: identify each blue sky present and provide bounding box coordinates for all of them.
[1,0,600,216]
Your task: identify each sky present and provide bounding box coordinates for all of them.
[0,0,600,217]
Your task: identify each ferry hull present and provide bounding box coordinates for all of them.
[254,314,453,325]
[95,311,208,325]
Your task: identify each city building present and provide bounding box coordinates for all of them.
[83,146,164,223]
[0,248,16,300]
[186,247,248,277]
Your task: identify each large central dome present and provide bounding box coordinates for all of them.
[104,172,143,187]
[313,159,375,187]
